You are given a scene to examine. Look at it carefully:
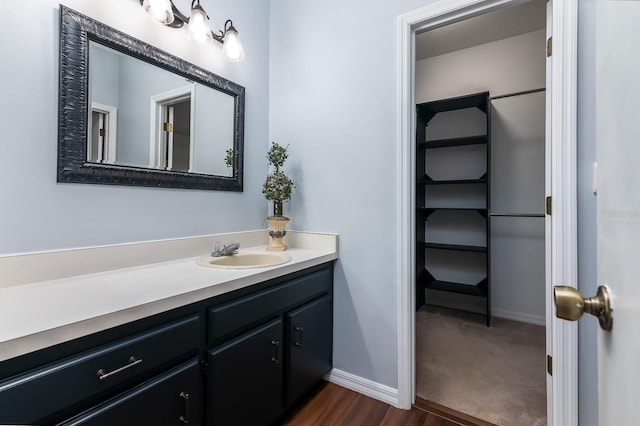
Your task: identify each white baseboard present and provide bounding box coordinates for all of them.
[325,368,399,408]
[492,308,546,326]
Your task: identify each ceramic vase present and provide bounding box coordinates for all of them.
[267,216,289,251]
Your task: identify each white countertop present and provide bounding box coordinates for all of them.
[0,231,338,362]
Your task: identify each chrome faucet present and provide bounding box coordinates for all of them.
[211,242,240,257]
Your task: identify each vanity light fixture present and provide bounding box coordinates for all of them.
[140,0,245,62]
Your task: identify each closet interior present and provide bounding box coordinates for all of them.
[413,0,548,424]
[415,89,546,325]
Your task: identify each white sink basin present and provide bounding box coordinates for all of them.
[196,251,292,269]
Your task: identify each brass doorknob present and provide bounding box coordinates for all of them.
[554,285,612,331]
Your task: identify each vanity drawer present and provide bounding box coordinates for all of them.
[0,315,199,425]
[59,359,203,426]
[208,268,331,344]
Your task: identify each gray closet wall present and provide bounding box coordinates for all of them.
[490,91,545,323]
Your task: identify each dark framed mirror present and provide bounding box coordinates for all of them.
[58,6,244,191]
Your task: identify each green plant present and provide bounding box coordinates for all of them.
[262,142,293,217]
[224,148,234,169]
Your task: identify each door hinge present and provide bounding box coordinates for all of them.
[546,196,552,215]
[547,36,552,57]
[99,128,105,137]
[163,122,174,132]
[547,354,553,376]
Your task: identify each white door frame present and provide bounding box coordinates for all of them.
[149,85,196,169]
[395,1,578,425]
[89,102,118,164]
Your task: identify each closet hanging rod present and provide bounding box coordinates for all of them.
[489,213,545,218]
[490,87,545,101]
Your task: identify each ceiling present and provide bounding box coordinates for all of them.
[416,0,547,61]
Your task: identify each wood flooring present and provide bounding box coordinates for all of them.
[280,381,487,426]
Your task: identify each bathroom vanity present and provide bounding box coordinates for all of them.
[0,231,337,425]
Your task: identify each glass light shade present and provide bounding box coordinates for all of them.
[143,0,174,25]
[222,29,245,62]
[188,7,211,43]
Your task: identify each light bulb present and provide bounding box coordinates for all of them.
[188,6,211,43]
[143,0,174,25]
[222,28,245,62]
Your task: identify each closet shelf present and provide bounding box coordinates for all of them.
[419,207,487,211]
[418,175,487,185]
[417,92,489,122]
[424,277,488,297]
[418,135,487,149]
[419,206,487,214]
[415,92,491,326]
[424,242,487,253]
[419,207,488,219]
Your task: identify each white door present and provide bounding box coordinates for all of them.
[595,1,640,423]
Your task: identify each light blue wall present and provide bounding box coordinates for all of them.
[116,54,182,166]
[89,46,120,109]
[0,0,269,254]
[269,0,435,389]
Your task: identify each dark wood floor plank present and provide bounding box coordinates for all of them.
[414,397,496,426]
[281,382,356,425]
[339,392,390,426]
[379,405,428,425]
[424,412,461,426]
[280,382,471,426]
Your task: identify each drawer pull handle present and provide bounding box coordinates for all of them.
[295,326,304,347]
[96,356,143,381]
[179,392,190,424]
[271,340,280,364]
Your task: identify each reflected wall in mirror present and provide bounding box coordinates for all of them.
[59,6,245,191]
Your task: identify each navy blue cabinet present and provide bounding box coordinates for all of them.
[206,267,333,426]
[0,263,333,425]
[286,295,332,408]
[208,319,284,426]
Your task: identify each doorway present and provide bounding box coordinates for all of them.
[149,85,195,172]
[162,98,192,172]
[88,102,118,164]
[396,1,579,424]
[413,2,547,423]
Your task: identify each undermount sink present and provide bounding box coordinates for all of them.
[196,251,292,269]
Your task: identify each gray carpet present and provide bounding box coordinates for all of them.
[416,307,547,426]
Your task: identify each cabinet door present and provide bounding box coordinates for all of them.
[59,359,203,426]
[286,295,332,407]
[207,319,283,426]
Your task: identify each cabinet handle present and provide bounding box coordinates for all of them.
[271,340,280,364]
[179,392,190,424]
[295,326,304,347]
[96,356,143,381]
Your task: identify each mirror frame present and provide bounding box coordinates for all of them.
[58,6,245,191]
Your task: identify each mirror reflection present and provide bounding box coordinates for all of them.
[88,42,234,177]
[58,5,244,191]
